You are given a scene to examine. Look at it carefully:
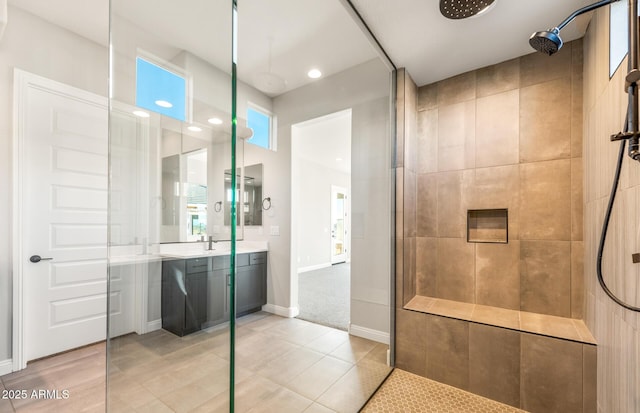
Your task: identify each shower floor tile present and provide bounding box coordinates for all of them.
[361,369,528,413]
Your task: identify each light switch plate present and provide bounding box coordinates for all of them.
[270,225,280,236]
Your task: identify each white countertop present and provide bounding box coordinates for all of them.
[159,247,268,259]
[109,241,268,265]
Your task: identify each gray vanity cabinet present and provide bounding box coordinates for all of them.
[161,257,208,337]
[209,255,232,326]
[162,252,267,336]
[212,252,267,317]
[237,253,267,315]
[207,268,230,326]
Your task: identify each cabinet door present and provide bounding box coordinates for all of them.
[184,272,207,334]
[237,264,265,315]
[161,259,186,336]
[208,269,230,325]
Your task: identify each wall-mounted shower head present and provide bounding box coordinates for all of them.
[529,0,619,55]
[439,0,495,19]
[529,28,563,56]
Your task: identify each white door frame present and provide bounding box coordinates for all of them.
[11,70,148,371]
[330,185,349,264]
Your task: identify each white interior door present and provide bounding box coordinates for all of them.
[16,71,131,362]
[331,185,348,264]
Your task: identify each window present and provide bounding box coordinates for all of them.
[135,56,188,121]
[610,2,639,78]
[247,105,274,150]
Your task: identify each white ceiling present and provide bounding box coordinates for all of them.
[351,0,595,86]
[9,0,597,92]
[8,0,377,96]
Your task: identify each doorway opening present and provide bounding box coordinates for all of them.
[291,109,351,331]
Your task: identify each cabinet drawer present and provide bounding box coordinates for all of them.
[186,257,210,274]
[249,252,267,265]
[212,256,230,270]
[213,254,249,269]
[237,254,250,267]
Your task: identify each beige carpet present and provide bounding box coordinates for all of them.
[361,369,527,413]
[298,263,350,330]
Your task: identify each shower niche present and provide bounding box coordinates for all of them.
[467,209,508,243]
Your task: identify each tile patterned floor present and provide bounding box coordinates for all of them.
[0,312,391,413]
[0,343,106,413]
[361,369,528,413]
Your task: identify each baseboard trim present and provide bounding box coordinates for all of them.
[349,324,389,345]
[297,263,332,274]
[147,319,162,333]
[0,359,13,375]
[262,303,300,318]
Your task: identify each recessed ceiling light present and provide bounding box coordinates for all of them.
[307,69,322,79]
[335,157,343,162]
[132,110,150,118]
[187,125,202,132]
[208,117,223,125]
[155,100,173,108]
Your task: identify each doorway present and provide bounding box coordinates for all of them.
[291,109,352,330]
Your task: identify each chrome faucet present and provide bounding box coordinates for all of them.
[208,235,215,251]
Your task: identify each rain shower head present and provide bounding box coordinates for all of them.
[529,28,563,56]
[439,0,495,19]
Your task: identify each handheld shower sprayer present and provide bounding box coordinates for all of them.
[531,0,640,312]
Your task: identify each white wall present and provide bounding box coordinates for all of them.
[297,159,350,270]
[350,96,392,337]
[246,58,392,332]
[292,109,352,271]
[0,6,108,364]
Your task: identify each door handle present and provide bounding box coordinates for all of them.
[30,255,53,263]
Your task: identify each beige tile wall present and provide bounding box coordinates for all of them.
[397,69,417,307]
[394,308,595,412]
[583,6,640,413]
[411,41,584,318]
[396,53,596,411]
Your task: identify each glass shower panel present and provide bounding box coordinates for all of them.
[234,1,394,411]
[107,1,238,411]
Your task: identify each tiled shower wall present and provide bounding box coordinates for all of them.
[405,41,584,319]
[395,42,596,413]
[583,7,640,413]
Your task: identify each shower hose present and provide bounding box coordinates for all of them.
[598,107,640,312]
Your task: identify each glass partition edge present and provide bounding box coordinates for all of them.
[230,1,238,412]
